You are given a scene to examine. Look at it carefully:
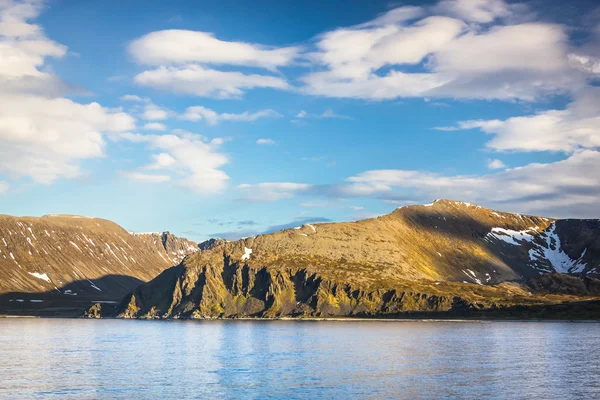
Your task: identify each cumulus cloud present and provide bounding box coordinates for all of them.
[439,88,600,153]
[129,29,300,70]
[134,65,290,98]
[0,0,69,97]
[0,1,135,184]
[487,159,506,169]
[300,0,585,101]
[181,106,281,125]
[118,131,229,193]
[129,29,295,98]
[432,0,512,23]
[142,122,166,131]
[120,94,148,102]
[141,103,171,120]
[0,95,134,183]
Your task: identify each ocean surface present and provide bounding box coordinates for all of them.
[0,319,599,399]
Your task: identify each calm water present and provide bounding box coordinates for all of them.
[0,319,599,399]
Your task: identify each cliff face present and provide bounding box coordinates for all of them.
[116,200,600,319]
[118,258,600,320]
[0,214,198,316]
[132,231,199,265]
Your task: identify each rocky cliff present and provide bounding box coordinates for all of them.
[0,214,198,316]
[115,200,600,319]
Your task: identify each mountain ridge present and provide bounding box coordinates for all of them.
[113,200,600,320]
[0,214,199,316]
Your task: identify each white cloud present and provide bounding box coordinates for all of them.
[129,28,297,99]
[0,1,136,185]
[487,159,506,169]
[341,150,600,217]
[119,131,229,193]
[141,103,170,120]
[569,53,600,74]
[431,23,567,75]
[0,95,134,183]
[0,0,68,97]
[148,152,176,169]
[143,122,166,131]
[120,94,148,102]
[294,108,352,120]
[181,106,281,125]
[240,150,600,217]
[237,182,312,201]
[300,0,584,101]
[256,138,275,145]
[134,65,290,99]
[0,180,8,193]
[442,88,600,153]
[129,29,300,70]
[121,171,171,183]
[432,0,511,23]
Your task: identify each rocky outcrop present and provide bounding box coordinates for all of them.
[198,238,227,251]
[115,200,600,320]
[116,253,583,319]
[527,273,600,296]
[133,231,198,265]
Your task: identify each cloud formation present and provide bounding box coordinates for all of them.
[438,88,600,153]
[300,0,587,101]
[0,0,135,185]
[129,29,300,69]
[239,150,600,218]
[129,29,297,98]
[119,131,229,193]
[181,106,281,125]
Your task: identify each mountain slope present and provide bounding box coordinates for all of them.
[116,200,600,319]
[0,214,198,315]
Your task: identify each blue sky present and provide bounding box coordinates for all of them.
[0,0,599,241]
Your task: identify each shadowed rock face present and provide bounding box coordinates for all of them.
[116,200,600,319]
[0,214,197,298]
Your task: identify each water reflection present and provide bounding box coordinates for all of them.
[0,319,599,399]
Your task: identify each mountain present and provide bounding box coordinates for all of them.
[115,200,600,320]
[0,214,198,316]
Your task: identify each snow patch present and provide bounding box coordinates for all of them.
[486,227,537,245]
[528,223,586,274]
[28,272,51,283]
[462,269,482,285]
[241,247,252,260]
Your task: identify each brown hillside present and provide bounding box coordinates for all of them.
[116,200,600,319]
[0,214,198,315]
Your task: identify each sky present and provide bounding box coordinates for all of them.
[0,0,599,241]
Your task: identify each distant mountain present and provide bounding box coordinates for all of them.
[0,214,198,316]
[115,200,600,319]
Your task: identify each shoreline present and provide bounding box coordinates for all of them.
[2,314,599,323]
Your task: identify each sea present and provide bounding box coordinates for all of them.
[0,319,599,399]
